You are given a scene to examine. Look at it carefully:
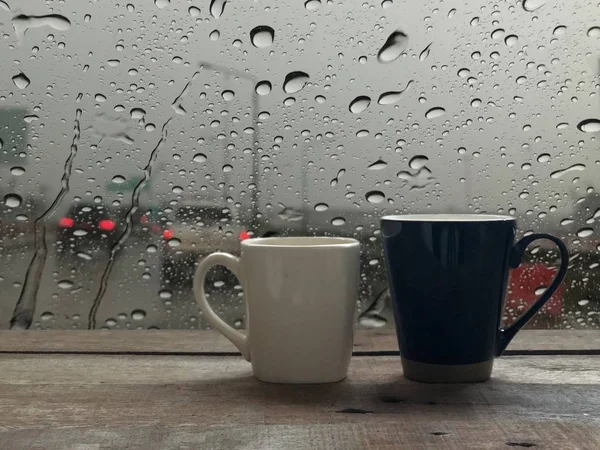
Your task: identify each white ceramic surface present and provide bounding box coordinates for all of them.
[193,237,360,383]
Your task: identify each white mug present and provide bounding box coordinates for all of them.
[193,236,360,383]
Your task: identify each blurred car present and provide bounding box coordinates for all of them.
[56,203,123,257]
[159,202,248,287]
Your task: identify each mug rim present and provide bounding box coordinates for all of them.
[381,214,516,222]
[242,236,359,248]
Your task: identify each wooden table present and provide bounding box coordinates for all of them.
[1,330,599,449]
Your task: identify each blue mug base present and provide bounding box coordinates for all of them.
[401,357,494,383]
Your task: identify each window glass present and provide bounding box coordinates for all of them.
[0,0,598,330]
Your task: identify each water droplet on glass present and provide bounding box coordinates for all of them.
[132,309,146,320]
[457,68,470,78]
[368,159,387,170]
[553,25,566,36]
[250,25,274,48]
[349,96,371,113]
[470,98,481,107]
[209,29,220,40]
[283,71,309,94]
[377,30,409,63]
[210,0,227,18]
[189,6,201,17]
[130,108,146,120]
[12,72,30,90]
[381,0,393,8]
[331,217,346,226]
[378,80,412,105]
[366,190,385,204]
[356,129,369,137]
[534,286,546,296]
[10,166,25,176]
[537,153,551,163]
[155,0,170,9]
[522,0,546,12]
[74,229,88,237]
[58,280,73,289]
[409,155,429,170]
[112,175,126,184]
[577,228,594,238]
[425,107,445,119]
[221,90,235,101]
[4,193,22,208]
[550,164,586,179]
[419,43,432,61]
[167,238,181,248]
[588,27,600,38]
[577,119,600,133]
[504,34,518,46]
[491,28,505,39]
[95,93,107,102]
[159,289,173,299]
[146,244,157,253]
[314,203,329,212]
[255,80,272,95]
[193,153,207,163]
[579,299,590,306]
[77,251,92,260]
[222,164,233,173]
[304,0,321,11]
[41,312,55,321]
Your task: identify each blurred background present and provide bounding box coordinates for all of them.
[0,0,598,330]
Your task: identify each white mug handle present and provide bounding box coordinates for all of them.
[193,252,250,361]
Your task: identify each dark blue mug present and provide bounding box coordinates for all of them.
[381,214,569,383]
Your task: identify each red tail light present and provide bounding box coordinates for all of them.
[98,219,116,231]
[239,230,250,241]
[163,229,173,240]
[59,217,74,228]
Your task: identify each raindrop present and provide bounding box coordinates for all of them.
[107,59,120,67]
[470,98,481,107]
[556,122,569,130]
[579,299,590,306]
[132,309,146,320]
[74,229,88,237]
[381,0,393,8]
[304,0,321,11]
[58,280,73,289]
[550,164,586,179]
[258,111,270,120]
[155,0,170,9]
[356,129,369,137]
[425,107,445,119]
[457,68,470,78]
[41,312,55,321]
[314,203,329,211]
[11,14,71,39]
[159,289,173,299]
[315,95,326,104]
[504,34,518,46]
[10,166,25,176]
[368,159,387,170]
[577,228,594,238]
[12,72,30,90]
[534,286,546,296]
[522,0,546,11]
[221,90,235,101]
[209,29,220,40]
[409,155,429,170]
[553,25,566,36]
[255,80,272,95]
[130,108,146,120]
[210,0,227,18]
[537,153,551,163]
[222,164,233,173]
[4,193,22,208]
[378,80,413,105]
[366,190,385,204]
[77,252,92,260]
[146,244,157,253]
[349,96,371,113]
[283,97,295,106]
[588,27,600,37]
[112,175,126,184]
[145,123,156,132]
[377,30,409,63]
[577,119,600,133]
[188,6,201,17]
[491,28,505,39]
[419,43,432,61]
[167,238,181,248]
[331,217,346,226]
[95,93,107,102]
[470,16,480,26]
[193,153,207,162]
[283,71,309,94]
[250,25,275,48]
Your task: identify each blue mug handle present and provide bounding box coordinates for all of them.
[495,233,569,356]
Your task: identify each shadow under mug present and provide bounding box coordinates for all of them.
[381,214,569,383]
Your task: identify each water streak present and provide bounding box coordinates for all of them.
[10,107,82,329]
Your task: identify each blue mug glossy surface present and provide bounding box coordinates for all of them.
[381,214,569,383]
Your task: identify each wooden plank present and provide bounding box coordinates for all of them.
[0,354,598,449]
[0,329,599,353]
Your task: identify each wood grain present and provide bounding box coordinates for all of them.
[1,329,599,354]
[0,354,599,449]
